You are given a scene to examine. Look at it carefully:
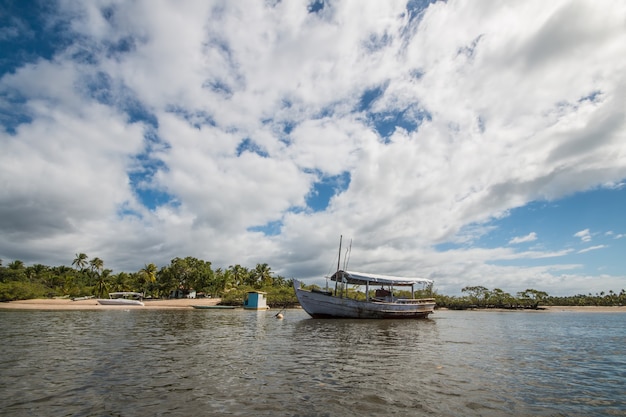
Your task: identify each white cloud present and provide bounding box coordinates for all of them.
[1,0,626,295]
[578,245,607,254]
[574,229,592,242]
[607,231,626,240]
[509,232,538,245]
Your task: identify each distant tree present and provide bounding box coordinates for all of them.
[186,258,214,293]
[108,272,128,292]
[517,289,548,308]
[157,257,212,296]
[72,253,88,271]
[8,260,25,270]
[89,257,104,273]
[272,274,287,287]
[95,269,112,298]
[140,263,157,282]
[461,285,490,307]
[251,263,273,288]
[488,288,514,308]
[0,260,27,283]
[211,268,234,296]
[25,264,51,287]
[229,264,249,287]
[221,268,235,292]
[139,263,157,295]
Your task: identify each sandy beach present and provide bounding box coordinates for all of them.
[0,297,224,310]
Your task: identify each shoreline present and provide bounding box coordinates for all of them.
[438,305,626,313]
[0,297,224,310]
[539,305,626,313]
[1,298,625,312]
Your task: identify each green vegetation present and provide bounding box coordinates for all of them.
[435,286,626,309]
[1,256,624,309]
[0,255,298,307]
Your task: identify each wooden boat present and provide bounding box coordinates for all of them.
[97,292,144,306]
[294,237,435,319]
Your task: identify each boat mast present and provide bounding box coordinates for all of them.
[342,239,352,299]
[335,235,342,297]
[343,239,352,270]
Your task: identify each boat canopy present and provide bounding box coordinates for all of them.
[329,270,433,286]
[109,292,143,297]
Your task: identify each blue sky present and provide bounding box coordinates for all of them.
[443,186,626,274]
[1,0,625,295]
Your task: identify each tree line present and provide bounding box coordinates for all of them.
[436,285,626,309]
[0,254,297,307]
[1,256,624,308]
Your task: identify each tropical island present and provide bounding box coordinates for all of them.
[1,254,625,310]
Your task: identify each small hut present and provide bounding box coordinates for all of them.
[243,291,268,310]
[169,288,196,299]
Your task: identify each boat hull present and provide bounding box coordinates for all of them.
[294,280,435,319]
[97,299,144,306]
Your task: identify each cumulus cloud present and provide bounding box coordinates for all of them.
[1,0,625,295]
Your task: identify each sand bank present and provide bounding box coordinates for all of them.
[541,305,626,313]
[0,297,223,310]
[451,305,626,313]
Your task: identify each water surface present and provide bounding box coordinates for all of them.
[1,309,624,416]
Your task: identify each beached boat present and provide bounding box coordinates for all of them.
[97,292,144,306]
[294,238,435,319]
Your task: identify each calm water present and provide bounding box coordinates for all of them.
[1,308,624,417]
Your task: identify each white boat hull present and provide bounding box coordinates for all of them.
[294,280,435,319]
[97,299,144,306]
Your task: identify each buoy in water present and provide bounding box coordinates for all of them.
[276,313,284,319]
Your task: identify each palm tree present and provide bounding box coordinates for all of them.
[72,253,88,271]
[254,263,273,287]
[272,274,287,287]
[229,264,249,287]
[8,260,25,270]
[139,263,157,296]
[89,257,104,273]
[85,257,104,287]
[112,272,131,292]
[95,269,112,298]
[219,268,235,293]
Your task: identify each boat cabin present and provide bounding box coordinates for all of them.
[374,287,393,301]
[243,291,268,310]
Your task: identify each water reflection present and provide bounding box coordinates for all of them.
[1,309,624,416]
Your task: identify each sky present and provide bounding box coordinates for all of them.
[1,0,625,296]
